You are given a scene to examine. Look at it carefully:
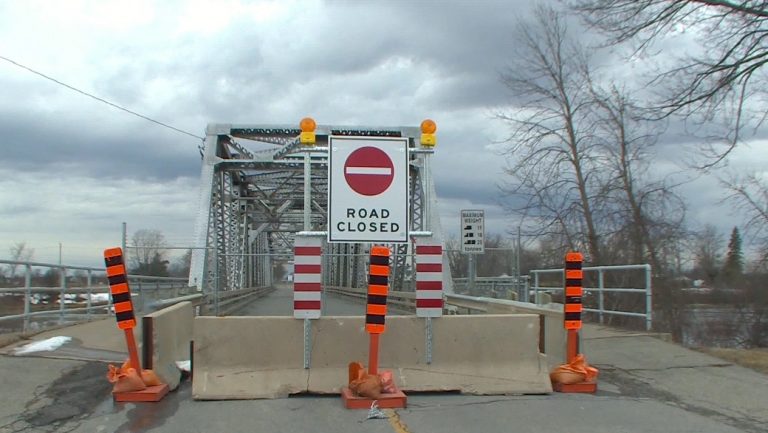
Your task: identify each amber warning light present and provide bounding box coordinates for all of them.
[300,117,316,145]
[420,119,436,147]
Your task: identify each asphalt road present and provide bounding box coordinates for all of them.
[0,354,753,433]
[1,291,767,433]
[232,285,410,317]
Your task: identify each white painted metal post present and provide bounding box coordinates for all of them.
[303,318,311,369]
[214,251,220,316]
[58,267,66,325]
[86,270,92,321]
[423,153,431,232]
[468,254,476,295]
[598,268,605,324]
[516,227,522,299]
[645,264,653,331]
[121,222,127,255]
[23,264,31,332]
[304,152,311,231]
[425,316,433,364]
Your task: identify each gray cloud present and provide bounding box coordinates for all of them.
[0,0,762,266]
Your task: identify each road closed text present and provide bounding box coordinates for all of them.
[337,208,399,233]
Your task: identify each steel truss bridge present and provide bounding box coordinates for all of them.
[189,122,451,296]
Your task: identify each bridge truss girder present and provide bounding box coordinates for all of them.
[189,123,451,297]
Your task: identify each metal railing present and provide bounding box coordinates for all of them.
[529,264,652,331]
[452,276,529,299]
[0,258,190,333]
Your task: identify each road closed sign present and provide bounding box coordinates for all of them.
[328,136,409,243]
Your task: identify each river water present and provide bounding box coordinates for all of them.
[678,305,766,348]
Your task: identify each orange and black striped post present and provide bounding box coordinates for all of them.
[104,247,141,371]
[366,246,390,375]
[564,251,584,362]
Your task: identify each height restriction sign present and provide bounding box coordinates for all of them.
[328,136,409,243]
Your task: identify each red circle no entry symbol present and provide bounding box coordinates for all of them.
[344,146,394,196]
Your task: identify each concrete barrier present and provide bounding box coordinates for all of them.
[142,301,193,390]
[483,300,565,367]
[193,314,551,400]
[446,295,566,367]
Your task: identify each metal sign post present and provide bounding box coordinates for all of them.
[461,210,484,295]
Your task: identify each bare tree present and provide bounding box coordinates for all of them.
[129,229,168,275]
[588,82,688,273]
[446,235,518,278]
[170,249,192,278]
[693,224,723,283]
[499,5,605,264]
[721,172,768,263]
[7,242,34,278]
[572,0,768,168]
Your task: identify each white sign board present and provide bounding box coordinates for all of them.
[328,136,409,243]
[460,209,484,253]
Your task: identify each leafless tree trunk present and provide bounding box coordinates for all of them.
[498,5,604,264]
[587,82,689,273]
[721,172,768,263]
[693,224,724,283]
[129,229,167,272]
[8,242,34,278]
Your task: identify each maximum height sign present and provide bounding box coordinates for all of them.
[328,136,409,243]
[460,209,484,253]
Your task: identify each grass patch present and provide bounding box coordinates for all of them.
[699,347,768,375]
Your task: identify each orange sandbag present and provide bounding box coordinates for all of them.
[348,361,365,385]
[349,373,382,399]
[379,370,396,394]
[107,364,122,384]
[140,369,163,386]
[111,367,147,393]
[550,354,599,385]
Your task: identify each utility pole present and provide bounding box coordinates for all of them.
[121,222,127,254]
[58,242,62,266]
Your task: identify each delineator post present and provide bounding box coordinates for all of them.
[553,251,597,393]
[342,246,407,409]
[104,247,169,402]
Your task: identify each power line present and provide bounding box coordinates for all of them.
[0,54,204,141]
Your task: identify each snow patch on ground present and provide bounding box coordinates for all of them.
[175,360,191,372]
[14,336,72,355]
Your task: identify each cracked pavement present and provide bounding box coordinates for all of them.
[1,318,766,432]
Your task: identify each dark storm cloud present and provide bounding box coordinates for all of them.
[0,108,200,179]
[0,0,576,188]
[85,0,534,121]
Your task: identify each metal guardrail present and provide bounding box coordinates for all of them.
[212,286,275,315]
[452,276,529,299]
[324,286,562,318]
[325,286,417,312]
[0,258,189,333]
[529,264,652,331]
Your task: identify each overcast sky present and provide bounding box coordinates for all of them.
[1,0,766,267]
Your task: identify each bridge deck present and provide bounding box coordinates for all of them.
[233,285,409,316]
[0,298,766,432]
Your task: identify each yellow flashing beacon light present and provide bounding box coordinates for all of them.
[421,119,437,147]
[300,117,316,146]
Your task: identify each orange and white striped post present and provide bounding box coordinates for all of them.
[564,251,583,363]
[365,246,390,375]
[342,245,407,409]
[552,251,598,393]
[103,247,141,371]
